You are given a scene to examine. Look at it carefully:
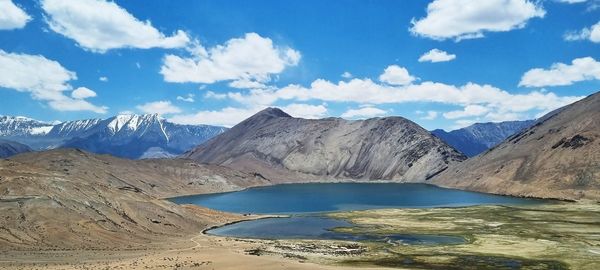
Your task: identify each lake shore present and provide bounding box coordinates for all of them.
[3,202,598,269]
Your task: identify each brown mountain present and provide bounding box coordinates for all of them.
[0,149,268,250]
[433,92,600,201]
[184,108,466,182]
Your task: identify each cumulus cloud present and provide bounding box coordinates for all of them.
[443,105,489,119]
[217,65,582,127]
[161,33,300,86]
[564,21,600,43]
[410,0,545,41]
[0,50,107,113]
[420,111,439,120]
[176,93,195,102]
[341,71,353,79]
[99,76,108,82]
[71,87,97,99]
[41,0,189,53]
[418,49,456,63]
[280,104,328,119]
[136,101,181,115]
[379,65,417,86]
[0,0,31,30]
[341,106,387,119]
[204,91,227,100]
[519,57,600,87]
[168,107,260,127]
[168,103,324,127]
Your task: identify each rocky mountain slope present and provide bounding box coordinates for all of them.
[432,120,534,157]
[0,114,227,159]
[0,139,31,158]
[433,92,600,201]
[185,108,466,182]
[0,149,269,250]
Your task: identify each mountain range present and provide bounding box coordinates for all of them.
[431,120,535,157]
[184,108,467,182]
[434,92,600,200]
[0,114,226,159]
[0,139,31,158]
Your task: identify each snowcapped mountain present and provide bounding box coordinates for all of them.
[0,116,54,137]
[431,120,534,157]
[0,114,227,159]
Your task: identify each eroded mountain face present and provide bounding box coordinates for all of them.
[185,108,466,182]
[434,92,600,201]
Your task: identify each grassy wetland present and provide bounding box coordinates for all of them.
[318,203,600,269]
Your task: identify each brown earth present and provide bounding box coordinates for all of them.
[434,92,600,201]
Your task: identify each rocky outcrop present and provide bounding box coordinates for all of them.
[185,108,466,182]
[433,92,600,201]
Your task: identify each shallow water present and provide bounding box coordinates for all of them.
[208,216,467,244]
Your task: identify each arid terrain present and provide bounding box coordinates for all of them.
[434,92,600,201]
[185,107,466,182]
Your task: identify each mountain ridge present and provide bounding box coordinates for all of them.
[185,108,467,182]
[0,114,227,159]
[432,120,535,157]
[433,92,600,201]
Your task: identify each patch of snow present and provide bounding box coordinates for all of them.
[29,126,53,135]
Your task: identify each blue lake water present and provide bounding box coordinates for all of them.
[170,183,544,244]
[170,183,542,214]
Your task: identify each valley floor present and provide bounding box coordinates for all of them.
[1,202,599,269]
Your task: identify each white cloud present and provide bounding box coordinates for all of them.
[136,101,181,115]
[0,0,31,30]
[71,87,97,99]
[443,105,490,119]
[41,0,189,53]
[410,0,545,41]
[119,110,134,115]
[519,57,600,87]
[564,21,600,43]
[168,103,327,127]
[99,76,108,82]
[161,33,300,85]
[557,0,587,3]
[168,107,262,127]
[204,91,227,100]
[418,49,456,63]
[379,65,417,86]
[176,93,195,102]
[219,68,582,127]
[0,50,107,113]
[341,107,387,119]
[281,104,328,119]
[341,71,353,79]
[421,110,439,120]
[228,78,269,89]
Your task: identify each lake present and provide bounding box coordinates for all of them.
[170,183,543,244]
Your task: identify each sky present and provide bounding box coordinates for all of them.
[0,0,599,131]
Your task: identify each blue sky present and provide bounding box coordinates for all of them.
[0,0,599,130]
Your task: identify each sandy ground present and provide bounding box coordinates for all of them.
[0,233,394,270]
